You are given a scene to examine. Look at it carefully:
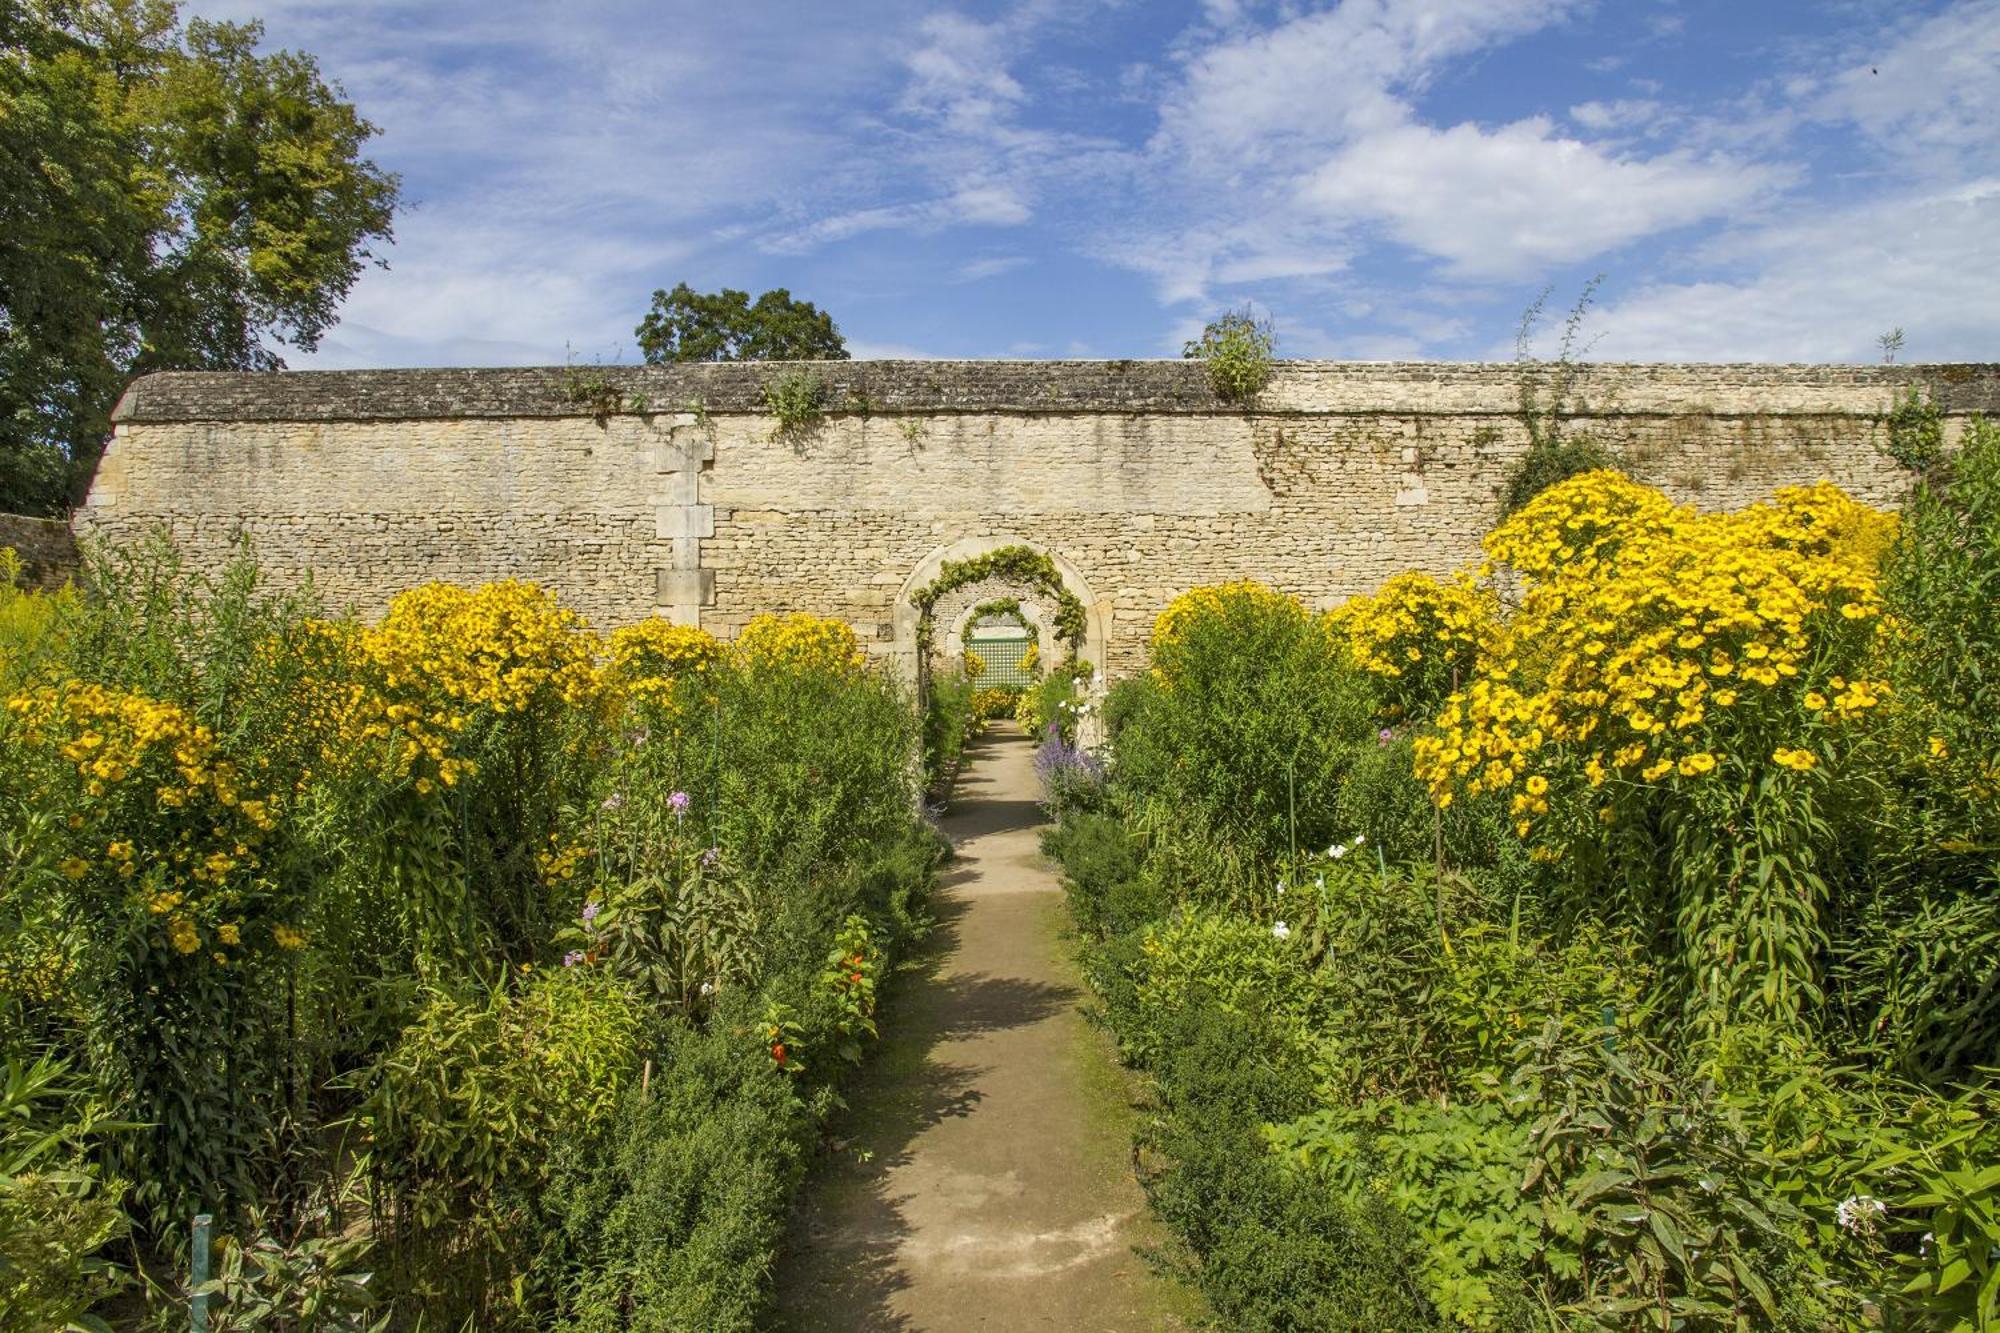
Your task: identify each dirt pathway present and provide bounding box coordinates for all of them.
[772,724,1199,1331]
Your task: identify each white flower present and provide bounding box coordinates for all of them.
[1330,845,1346,860]
[1314,875,1325,891]
[700,980,716,997]
[1352,834,1366,846]
[1836,1195,1885,1234]
[1272,921,1291,941]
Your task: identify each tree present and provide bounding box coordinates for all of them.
[0,0,399,515]
[634,283,849,364]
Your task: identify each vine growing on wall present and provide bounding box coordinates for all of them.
[911,546,1087,662]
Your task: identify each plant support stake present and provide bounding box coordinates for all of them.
[191,1212,213,1331]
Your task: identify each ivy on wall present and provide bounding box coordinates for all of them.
[911,545,1088,662]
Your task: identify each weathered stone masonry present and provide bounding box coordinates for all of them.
[0,513,79,591]
[78,360,2000,680]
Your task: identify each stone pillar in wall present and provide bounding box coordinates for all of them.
[649,413,715,627]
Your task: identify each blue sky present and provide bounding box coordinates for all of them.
[196,0,2000,366]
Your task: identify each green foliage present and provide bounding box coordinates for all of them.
[761,368,827,441]
[1884,385,1946,473]
[363,969,643,1238]
[196,1189,386,1332]
[922,673,976,797]
[543,1016,812,1331]
[0,1,398,514]
[1040,811,1153,939]
[1135,999,1444,1331]
[1499,433,1616,516]
[1115,585,1376,868]
[0,1055,129,1333]
[1182,305,1276,405]
[634,282,848,364]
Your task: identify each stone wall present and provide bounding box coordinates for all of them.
[0,513,79,590]
[82,360,2000,679]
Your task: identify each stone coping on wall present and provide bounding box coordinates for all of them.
[109,360,2000,425]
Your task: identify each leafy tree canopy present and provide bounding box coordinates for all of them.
[0,0,399,515]
[634,282,849,364]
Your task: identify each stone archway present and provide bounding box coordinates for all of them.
[890,536,1111,692]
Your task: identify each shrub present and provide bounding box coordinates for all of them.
[1138,1000,1442,1331]
[761,369,826,441]
[1118,581,1375,867]
[544,1015,811,1331]
[1417,472,1898,1035]
[1041,811,1153,939]
[1182,306,1276,405]
[922,675,976,797]
[1498,433,1616,515]
[363,969,643,1290]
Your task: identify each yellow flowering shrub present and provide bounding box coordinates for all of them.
[1151,580,1299,679]
[3,681,283,961]
[605,618,721,702]
[299,580,602,793]
[1410,471,1898,1031]
[1330,571,1498,719]
[370,580,600,714]
[735,612,865,674]
[1416,474,1896,829]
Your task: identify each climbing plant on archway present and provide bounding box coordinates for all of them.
[910,545,1088,661]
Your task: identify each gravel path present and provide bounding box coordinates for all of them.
[772,723,1200,1331]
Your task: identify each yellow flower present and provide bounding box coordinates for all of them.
[1803,692,1827,711]
[1772,747,1819,771]
[217,923,241,946]
[1929,735,1950,759]
[168,916,200,955]
[272,924,307,951]
[59,857,88,880]
[1677,751,1718,777]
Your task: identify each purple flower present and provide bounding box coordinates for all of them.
[581,900,601,926]
[562,949,586,968]
[669,790,690,815]
[601,791,624,812]
[701,847,721,869]
[1377,728,1395,745]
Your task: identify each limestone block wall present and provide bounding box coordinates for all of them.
[81,360,2000,680]
[0,513,80,590]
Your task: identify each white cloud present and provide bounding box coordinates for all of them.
[1587,179,2000,361]
[1109,0,1769,301]
[1569,98,1662,132]
[1303,118,1779,278]
[1813,0,2000,168]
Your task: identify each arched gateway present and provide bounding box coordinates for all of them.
[890,536,1111,689]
